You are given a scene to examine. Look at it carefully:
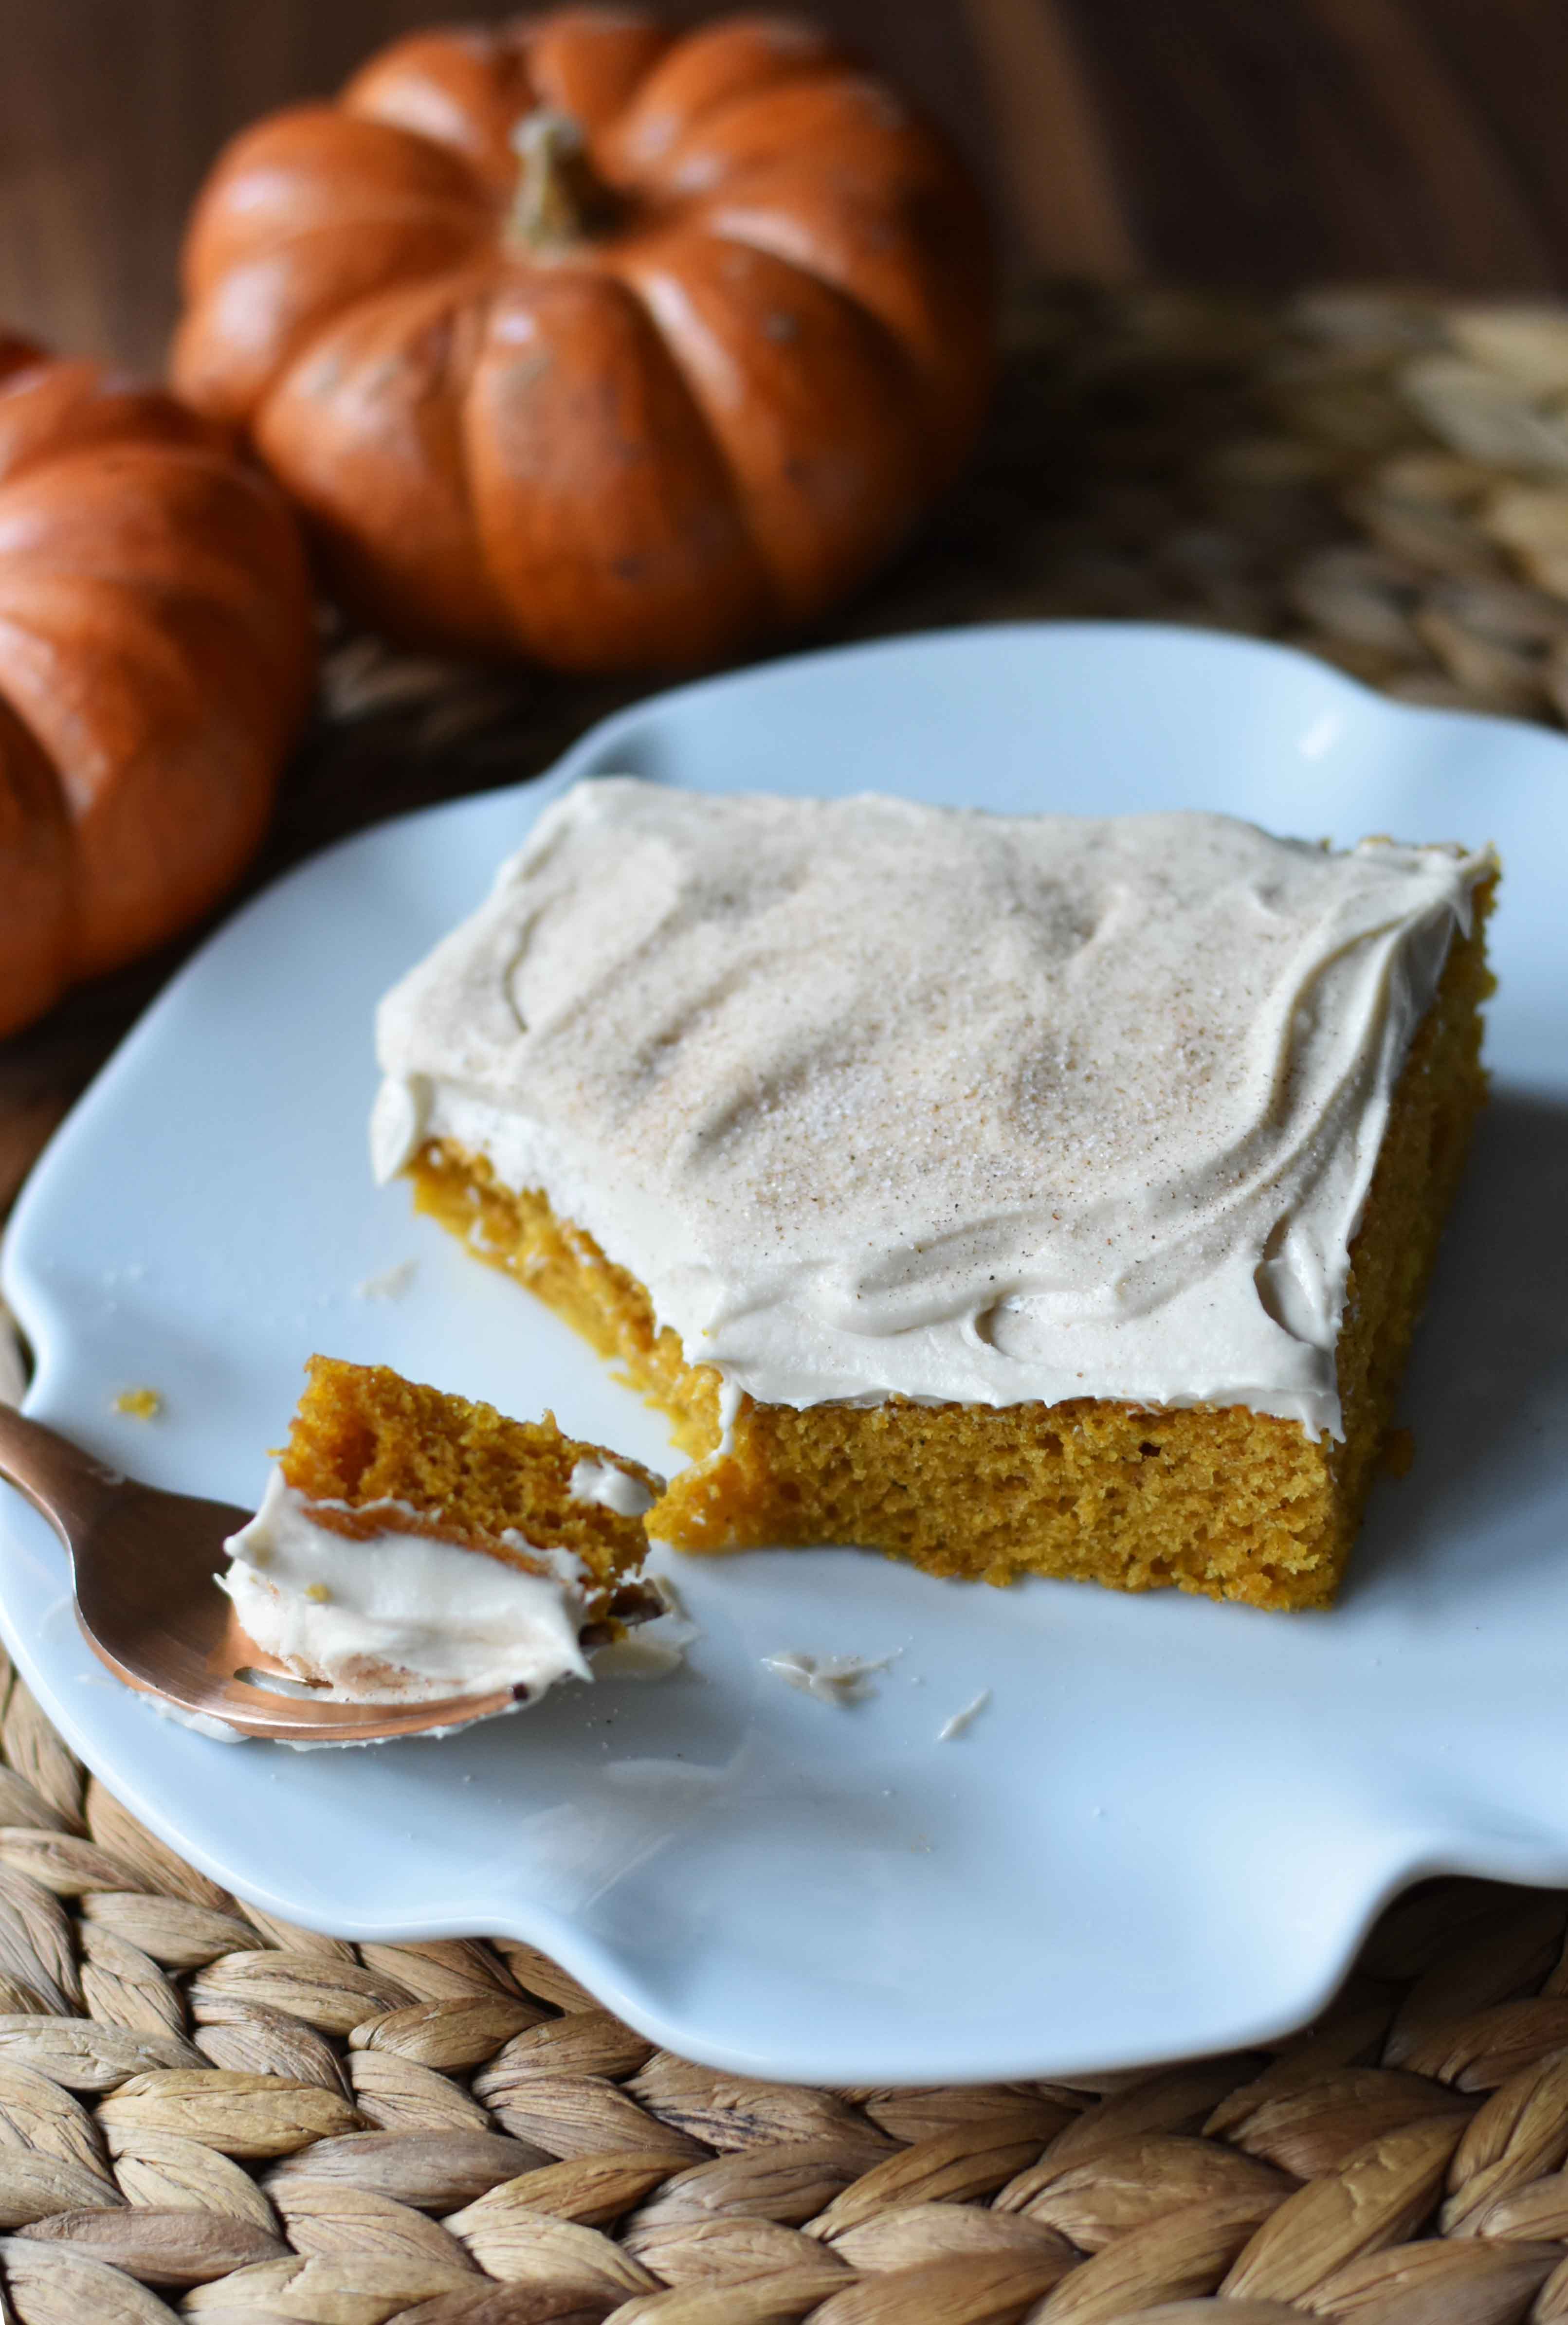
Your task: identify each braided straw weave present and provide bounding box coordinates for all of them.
[0,1653,1554,2325]
[4,280,1568,2320]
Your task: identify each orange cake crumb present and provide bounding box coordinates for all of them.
[113,1387,164,1419]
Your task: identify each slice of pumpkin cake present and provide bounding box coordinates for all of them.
[221,1356,661,1705]
[371,777,1497,1613]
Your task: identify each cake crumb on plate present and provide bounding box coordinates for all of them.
[938,1688,992,1742]
[113,1387,163,1420]
[353,1259,417,1301]
[762,1649,900,1705]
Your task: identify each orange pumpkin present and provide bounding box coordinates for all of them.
[0,337,315,1041]
[172,9,995,673]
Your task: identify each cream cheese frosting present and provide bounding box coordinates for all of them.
[569,1456,656,1518]
[221,1471,592,1705]
[373,779,1495,1439]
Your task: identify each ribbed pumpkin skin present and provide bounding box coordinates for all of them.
[172,9,996,673]
[0,337,315,1040]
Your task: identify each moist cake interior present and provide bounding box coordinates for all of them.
[281,1356,659,1623]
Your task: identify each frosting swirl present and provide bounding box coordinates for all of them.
[374,780,1494,1438]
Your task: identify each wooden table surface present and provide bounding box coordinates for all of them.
[4,0,1568,373]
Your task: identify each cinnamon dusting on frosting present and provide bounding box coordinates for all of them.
[374,779,1494,1438]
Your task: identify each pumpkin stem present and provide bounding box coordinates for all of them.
[506,109,614,253]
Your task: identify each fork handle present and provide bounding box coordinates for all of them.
[0,1405,125,1544]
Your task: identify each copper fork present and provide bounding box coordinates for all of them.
[0,1405,520,1743]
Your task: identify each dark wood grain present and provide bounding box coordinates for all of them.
[5,0,1568,374]
[1051,0,1561,292]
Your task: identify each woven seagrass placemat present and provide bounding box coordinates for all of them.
[1,283,1568,2322]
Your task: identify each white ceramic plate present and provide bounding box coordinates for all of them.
[4,624,1567,2086]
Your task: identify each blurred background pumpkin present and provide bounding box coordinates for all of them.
[169,11,995,673]
[0,340,315,1041]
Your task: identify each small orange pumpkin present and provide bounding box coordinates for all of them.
[0,337,315,1041]
[172,8,995,673]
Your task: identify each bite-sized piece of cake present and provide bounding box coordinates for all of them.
[221,1357,662,1705]
[372,779,1498,1613]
